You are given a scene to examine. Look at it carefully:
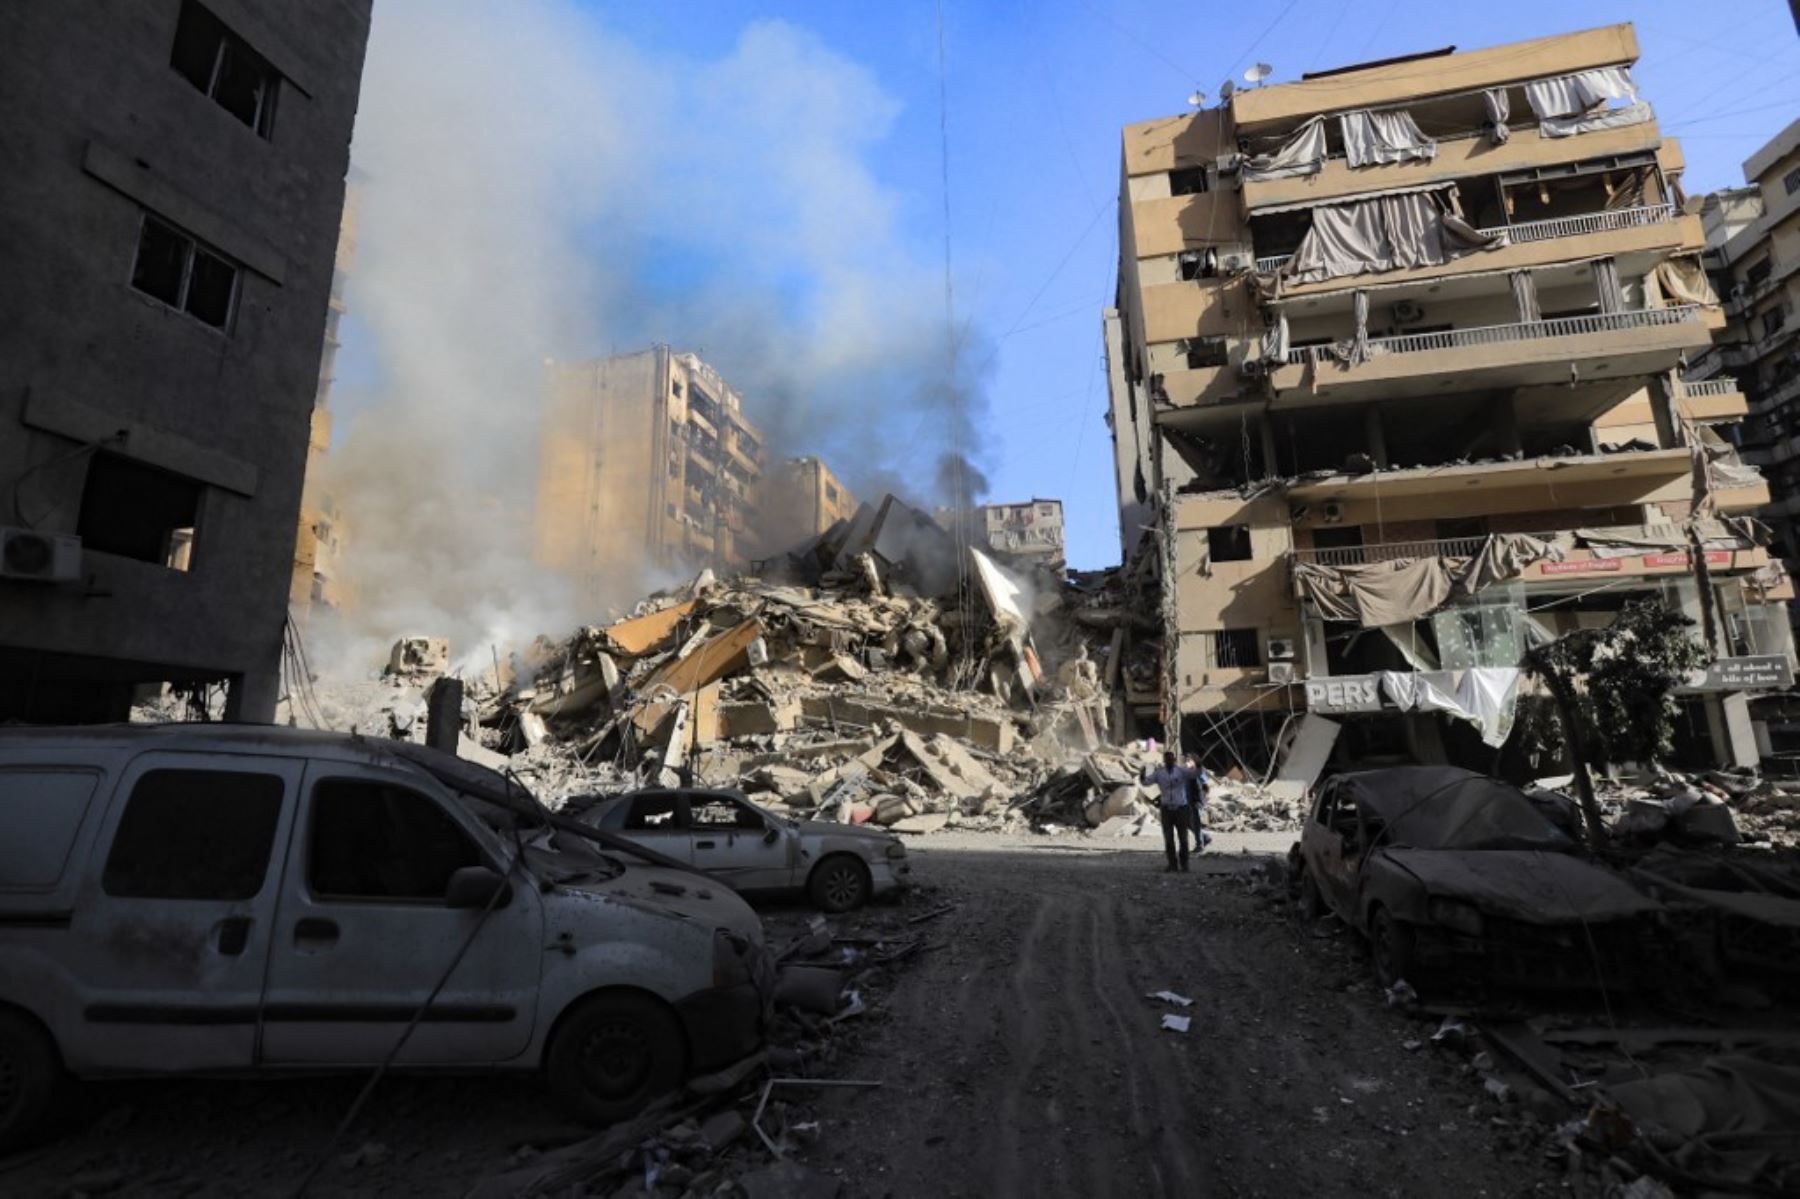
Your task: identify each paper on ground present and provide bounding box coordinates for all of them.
[1161,1014,1192,1033]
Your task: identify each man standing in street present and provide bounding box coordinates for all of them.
[1185,755,1211,853]
[1143,749,1199,873]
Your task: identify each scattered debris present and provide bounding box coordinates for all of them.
[1160,1014,1192,1034]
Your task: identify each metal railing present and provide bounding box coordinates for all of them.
[1292,534,1497,566]
[1680,376,1744,397]
[1252,203,1675,275]
[1284,305,1703,367]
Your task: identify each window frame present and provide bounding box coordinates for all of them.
[130,213,241,332]
[170,0,281,140]
[303,775,490,905]
[101,767,285,901]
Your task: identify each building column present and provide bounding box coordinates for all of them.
[1363,405,1389,469]
[1259,415,1281,479]
[225,663,281,722]
[1703,692,1760,768]
[1648,372,1684,449]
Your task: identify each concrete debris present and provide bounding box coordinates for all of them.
[385,636,448,679]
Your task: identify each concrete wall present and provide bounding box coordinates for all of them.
[0,0,371,721]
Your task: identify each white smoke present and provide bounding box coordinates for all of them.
[320,1,987,673]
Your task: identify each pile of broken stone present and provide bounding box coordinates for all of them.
[1590,767,1800,849]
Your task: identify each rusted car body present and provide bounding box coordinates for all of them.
[1297,767,1674,991]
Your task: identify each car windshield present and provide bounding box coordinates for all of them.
[1346,768,1575,852]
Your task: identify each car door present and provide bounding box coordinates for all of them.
[689,793,795,891]
[1307,781,1361,918]
[63,751,301,1073]
[614,791,695,865]
[257,764,543,1066]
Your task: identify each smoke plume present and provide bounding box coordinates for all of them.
[320,1,989,671]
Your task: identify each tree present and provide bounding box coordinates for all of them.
[1522,598,1711,849]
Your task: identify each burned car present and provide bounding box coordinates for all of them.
[572,788,910,913]
[1296,766,1673,992]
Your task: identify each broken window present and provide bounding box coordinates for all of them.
[1785,167,1800,197]
[170,0,279,137]
[626,794,682,830]
[1763,307,1788,340]
[103,769,283,899]
[1746,258,1773,289]
[1169,167,1209,196]
[77,452,202,568]
[1207,525,1253,562]
[1212,628,1262,668]
[131,215,239,329]
[1184,337,1229,369]
[693,798,762,831]
[308,779,482,901]
[825,482,840,503]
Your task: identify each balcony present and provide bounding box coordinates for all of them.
[1255,204,1676,276]
[1677,374,1748,422]
[1289,529,1768,581]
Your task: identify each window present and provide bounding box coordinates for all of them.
[672,381,683,397]
[1435,517,1486,542]
[78,452,201,567]
[1764,307,1788,340]
[692,797,764,831]
[308,779,482,901]
[1185,337,1228,369]
[1207,525,1253,562]
[1212,628,1262,668]
[1785,166,1800,197]
[170,0,279,137]
[103,769,283,899]
[626,794,682,830]
[1747,258,1774,289]
[825,483,840,503]
[0,769,101,889]
[131,215,239,329]
[1170,167,1209,197]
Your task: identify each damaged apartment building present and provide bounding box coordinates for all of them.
[532,348,861,593]
[0,1,371,721]
[1104,23,1797,774]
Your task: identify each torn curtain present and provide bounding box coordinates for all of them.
[1651,256,1719,307]
[1294,534,1561,628]
[1379,667,1522,747]
[1481,88,1511,144]
[1523,67,1638,118]
[1338,109,1436,167]
[1539,100,1655,139]
[1285,189,1507,286]
[1240,116,1327,181]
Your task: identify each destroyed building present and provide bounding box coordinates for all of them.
[756,456,859,556]
[0,0,372,722]
[967,499,1067,573]
[1104,23,1797,774]
[1698,119,1800,628]
[533,347,774,583]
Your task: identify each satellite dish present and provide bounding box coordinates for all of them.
[1245,62,1273,85]
[1219,78,1236,101]
[1187,89,1207,108]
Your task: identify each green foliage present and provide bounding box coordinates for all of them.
[1524,598,1711,767]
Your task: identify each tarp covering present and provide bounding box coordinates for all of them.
[1240,115,1327,181]
[1540,99,1655,138]
[1607,1055,1800,1191]
[1573,521,1751,558]
[1294,533,1561,627]
[1340,767,1573,851]
[1339,109,1437,167]
[1380,667,1521,747]
[1523,67,1638,118]
[1380,848,1665,920]
[1482,88,1511,144]
[1285,189,1507,285]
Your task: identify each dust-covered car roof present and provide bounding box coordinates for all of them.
[1338,766,1574,852]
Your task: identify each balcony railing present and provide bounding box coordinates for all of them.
[1292,534,1497,566]
[1681,376,1743,397]
[1284,305,1703,367]
[1253,203,1676,276]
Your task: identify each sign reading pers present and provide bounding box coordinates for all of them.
[1689,655,1796,692]
[1305,676,1384,713]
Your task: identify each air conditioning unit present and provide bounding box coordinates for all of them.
[1267,661,1298,685]
[1390,300,1426,325]
[1214,154,1241,176]
[1219,250,1254,273]
[1321,502,1345,524]
[0,528,81,582]
[1267,637,1297,661]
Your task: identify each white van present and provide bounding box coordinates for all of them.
[0,725,773,1151]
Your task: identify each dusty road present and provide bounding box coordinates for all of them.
[1,836,1553,1197]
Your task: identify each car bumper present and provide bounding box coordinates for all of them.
[869,859,912,898]
[675,980,767,1073]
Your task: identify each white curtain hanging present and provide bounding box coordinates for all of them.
[1285,189,1507,285]
[1482,88,1511,145]
[1524,67,1638,118]
[1241,116,1328,181]
[1540,101,1655,139]
[1510,270,1540,322]
[1593,257,1624,314]
[1338,109,1437,167]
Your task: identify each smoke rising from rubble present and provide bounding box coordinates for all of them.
[322,1,991,672]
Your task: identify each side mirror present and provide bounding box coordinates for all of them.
[446,865,512,910]
[763,826,781,845]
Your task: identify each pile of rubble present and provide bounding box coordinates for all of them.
[1588,767,1800,849]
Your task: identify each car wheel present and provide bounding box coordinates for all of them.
[1369,906,1419,989]
[0,1010,62,1155]
[1299,868,1326,920]
[544,992,686,1126]
[808,855,871,913]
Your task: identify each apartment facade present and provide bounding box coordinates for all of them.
[760,456,859,552]
[0,1,371,722]
[534,347,769,590]
[1699,120,1800,603]
[977,500,1066,571]
[1106,24,1794,771]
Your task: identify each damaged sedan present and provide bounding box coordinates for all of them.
[1295,766,1679,993]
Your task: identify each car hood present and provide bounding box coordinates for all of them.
[560,864,765,944]
[1380,848,1662,923]
[794,819,898,845]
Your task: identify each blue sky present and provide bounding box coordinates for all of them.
[341,1,1800,576]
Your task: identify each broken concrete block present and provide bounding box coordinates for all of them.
[697,1109,744,1151]
[891,812,950,834]
[516,710,548,748]
[599,599,698,657]
[386,636,449,679]
[641,618,764,696]
[718,697,803,738]
[798,695,1013,753]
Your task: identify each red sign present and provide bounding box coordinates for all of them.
[1541,558,1623,575]
[1643,551,1735,568]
